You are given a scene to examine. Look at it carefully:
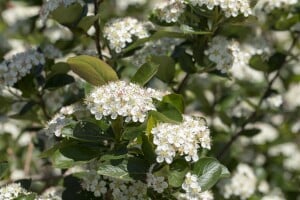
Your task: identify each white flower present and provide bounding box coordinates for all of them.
[86,81,167,123]
[42,44,63,59]
[251,123,279,145]
[0,49,45,86]
[189,0,252,17]
[40,0,85,21]
[146,165,168,193]
[103,17,151,53]
[205,36,242,73]
[219,163,257,200]
[45,114,72,137]
[37,187,63,200]
[269,143,300,171]
[153,0,186,23]
[0,183,31,200]
[178,172,214,200]
[284,84,300,110]
[152,115,211,164]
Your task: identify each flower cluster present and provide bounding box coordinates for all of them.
[86,81,167,123]
[189,0,252,17]
[181,172,202,199]
[146,165,168,193]
[255,0,298,13]
[152,115,211,164]
[42,44,63,59]
[219,163,257,199]
[131,38,183,66]
[103,17,151,53]
[205,36,242,73]
[46,103,85,137]
[0,183,31,200]
[82,170,147,199]
[269,143,300,171]
[0,49,45,86]
[40,0,85,21]
[153,0,186,23]
[37,187,63,200]
[178,172,214,200]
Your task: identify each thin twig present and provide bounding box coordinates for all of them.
[24,135,34,176]
[175,73,190,93]
[94,0,103,60]
[216,35,298,160]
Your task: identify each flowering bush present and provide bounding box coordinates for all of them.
[0,0,300,199]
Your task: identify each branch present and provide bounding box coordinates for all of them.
[216,35,298,160]
[94,0,103,60]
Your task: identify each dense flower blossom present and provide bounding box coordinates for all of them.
[146,165,168,193]
[86,81,167,123]
[0,183,31,200]
[219,163,257,199]
[153,0,186,23]
[151,115,211,164]
[0,49,45,86]
[103,17,151,53]
[40,0,85,21]
[82,170,147,199]
[45,103,85,137]
[189,0,252,17]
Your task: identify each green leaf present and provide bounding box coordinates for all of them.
[268,52,286,72]
[51,3,85,25]
[249,55,269,72]
[176,49,197,73]
[0,161,8,179]
[97,162,133,181]
[240,128,261,137]
[156,101,183,122]
[51,142,100,168]
[127,157,149,180]
[275,14,300,30]
[50,62,70,75]
[44,74,75,89]
[123,123,146,141]
[162,94,185,113]
[168,159,189,187]
[67,55,118,86]
[131,62,159,86]
[14,193,37,200]
[142,135,156,163]
[149,110,182,124]
[193,157,224,190]
[72,121,105,142]
[78,15,99,32]
[123,31,187,53]
[151,56,176,83]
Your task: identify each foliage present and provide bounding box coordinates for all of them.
[0,0,300,199]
